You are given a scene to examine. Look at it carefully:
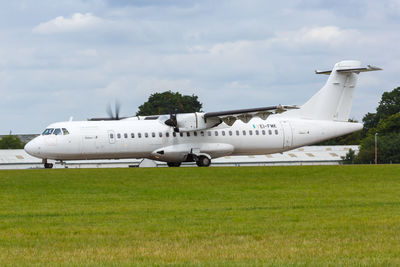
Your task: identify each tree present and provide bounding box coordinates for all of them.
[355,88,400,163]
[341,148,356,164]
[361,87,400,137]
[361,112,379,138]
[136,91,203,116]
[357,113,400,163]
[376,87,400,119]
[0,135,25,149]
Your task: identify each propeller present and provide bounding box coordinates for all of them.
[165,110,179,132]
[107,101,121,120]
[88,101,125,121]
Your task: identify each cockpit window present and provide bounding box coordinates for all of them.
[53,128,62,135]
[62,128,70,135]
[42,128,70,135]
[42,128,54,135]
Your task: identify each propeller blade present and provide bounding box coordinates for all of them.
[88,100,126,121]
[115,101,120,120]
[106,101,121,120]
[106,104,114,119]
[165,111,178,131]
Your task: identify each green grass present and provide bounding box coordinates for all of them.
[0,165,399,266]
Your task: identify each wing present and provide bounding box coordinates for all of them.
[204,105,299,126]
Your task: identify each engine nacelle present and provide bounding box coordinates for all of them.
[175,112,221,132]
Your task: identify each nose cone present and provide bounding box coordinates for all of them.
[24,138,41,158]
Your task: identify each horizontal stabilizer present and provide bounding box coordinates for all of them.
[315,65,382,75]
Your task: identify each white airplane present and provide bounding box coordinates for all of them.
[25,60,381,168]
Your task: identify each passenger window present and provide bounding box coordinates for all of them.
[159,132,162,137]
[180,132,184,137]
[262,130,266,135]
[124,133,128,138]
[53,128,62,135]
[268,130,272,135]
[222,131,225,136]
[62,128,69,135]
[201,131,205,136]
[152,132,156,138]
[207,131,211,136]
[194,132,198,136]
[215,131,218,136]
[187,132,190,137]
[117,133,121,139]
[255,130,259,135]
[242,130,246,136]
[275,130,278,135]
[110,133,114,139]
[166,132,170,137]
[138,133,142,138]
[131,133,135,138]
[145,133,149,138]
[236,130,240,136]
[249,130,253,136]
[229,131,232,136]
[173,132,176,137]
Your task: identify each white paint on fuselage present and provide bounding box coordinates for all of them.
[25,114,363,162]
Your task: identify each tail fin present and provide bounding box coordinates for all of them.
[298,60,381,121]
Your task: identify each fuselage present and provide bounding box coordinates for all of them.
[24,114,363,162]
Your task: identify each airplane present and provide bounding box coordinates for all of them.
[24,60,381,168]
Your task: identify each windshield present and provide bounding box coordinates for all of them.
[42,128,70,135]
[53,128,62,135]
[42,128,54,135]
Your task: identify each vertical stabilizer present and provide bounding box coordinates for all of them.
[298,60,381,121]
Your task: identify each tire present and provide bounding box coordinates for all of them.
[196,156,211,167]
[44,163,54,169]
[167,162,181,167]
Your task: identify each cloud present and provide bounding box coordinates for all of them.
[191,25,360,58]
[273,26,361,47]
[76,49,98,57]
[33,12,103,34]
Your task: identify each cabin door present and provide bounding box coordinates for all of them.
[280,121,293,148]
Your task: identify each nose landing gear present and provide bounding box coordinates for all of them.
[43,159,54,169]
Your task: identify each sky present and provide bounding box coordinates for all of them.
[1,0,399,134]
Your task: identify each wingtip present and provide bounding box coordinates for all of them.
[367,65,382,71]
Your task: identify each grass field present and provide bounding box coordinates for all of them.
[0,165,399,266]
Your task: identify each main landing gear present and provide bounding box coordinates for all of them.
[196,155,211,167]
[167,162,182,167]
[43,159,53,169]
[166,155,211,167]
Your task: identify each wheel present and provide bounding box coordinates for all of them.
[44,163,53,169]
[196,156,211,167]
[167,162,181,167]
